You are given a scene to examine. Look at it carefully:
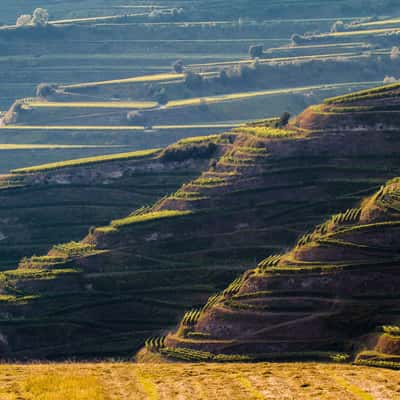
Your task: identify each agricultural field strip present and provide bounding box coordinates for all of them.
[0,144,126,149]
[354,17,400,27]
[0,123,243,130]
[21,81,380,112]
[50,13,148,25]
[319,26,400,37]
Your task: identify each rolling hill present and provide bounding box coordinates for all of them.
[1,83,400,359]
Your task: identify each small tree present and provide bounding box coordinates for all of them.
[277,112,291,127]
[36,83,56,97]
[331,20,345,33]
[391,46,400,61]
[32,8,49,27]
[16,14,32,26]
[249,45,263,59]
[173,59,185,73]
[383,76,397,84]
[184,71,203,90]
[219,69,229,85]
[127,110,149,126]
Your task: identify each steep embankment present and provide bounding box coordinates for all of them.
[2,83,400,359]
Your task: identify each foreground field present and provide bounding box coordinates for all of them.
[0,362,398,400]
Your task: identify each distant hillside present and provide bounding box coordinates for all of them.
[3,1,400,173]
[1,83,400,359]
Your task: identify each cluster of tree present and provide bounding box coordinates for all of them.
[16,8,49,27]
[161,142,217,162]
[147,84,168,105]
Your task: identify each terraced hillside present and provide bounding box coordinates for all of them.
[0,142,221,267]
[155,176,400,368]
[1,84,400,359]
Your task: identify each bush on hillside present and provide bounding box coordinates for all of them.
[219,69,229,85]
[155,88,168,105]
[127,111,151,127]
[173,59,185,73]
[249,45,264,59]
[32,8,49,27]
[384,76,398,84]
[331,20,346,33]
[35,83,56,98]
[277,112,291,127]
[16,8,49,28]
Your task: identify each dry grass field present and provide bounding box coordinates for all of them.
[0,362,398,400]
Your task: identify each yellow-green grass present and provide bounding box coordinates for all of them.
[61,50,375,91]
[0,124,243,131]
[318,27,400,38]
[267,42,368,52]
[110,210,193,228]
[234,126,298,138]
[0,144,125,150]
[353,18,400,28]
[190,51,379,69]
[0,362,398,400]
[11,148,161,174]
[165,81,381,108]
[61,72,217,90]
[50,13,147,25]
[22,101,158,110]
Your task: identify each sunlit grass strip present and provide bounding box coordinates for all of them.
[62,71,216,89]
[1,269,80,280]
[11,148,161,174]
[110,210,193,228]
[50,13,147,25]
[62,73,184,89]
[0,144,125,150]
[353,18,400,28]
[234,126,298,138]
[22,100,158,109]
[330,375,374,400]
[268,42,368,52]
[325,82,400,104]
[318,27,400,37]
[19,373,104,400]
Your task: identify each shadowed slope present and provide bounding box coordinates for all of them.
[156,178,400,366]
[2,83,400,359]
